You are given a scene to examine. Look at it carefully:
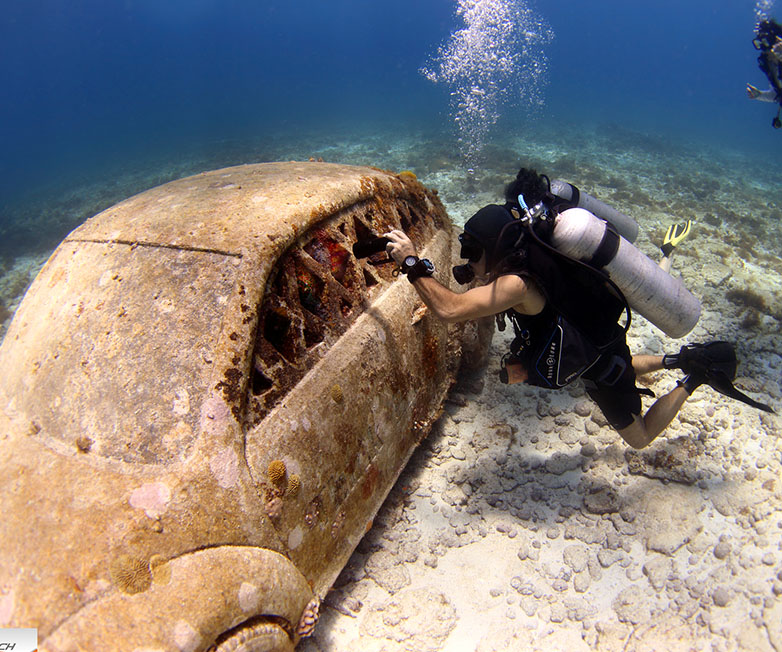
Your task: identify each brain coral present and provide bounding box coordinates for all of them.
[267,460,287,486]
[330,384,344,404]
[109,554,152,595]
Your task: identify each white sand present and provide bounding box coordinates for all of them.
[302,312,782,651]
[300,133,782,650]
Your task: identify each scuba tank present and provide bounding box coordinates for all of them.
[455,185,701,388]
[550,179,639,243]
[550,207,700,339]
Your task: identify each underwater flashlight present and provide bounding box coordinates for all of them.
[353,237,391,259]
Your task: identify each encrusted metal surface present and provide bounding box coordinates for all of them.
[247,193,441,428]
[0,162,487,650]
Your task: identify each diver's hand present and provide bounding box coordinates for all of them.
[383,229,418,265]
[747,83,762,100]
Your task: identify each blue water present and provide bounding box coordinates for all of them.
[0,0,779,256]
[543,0,769,143]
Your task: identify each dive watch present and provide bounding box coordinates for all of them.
[401,256,435,283]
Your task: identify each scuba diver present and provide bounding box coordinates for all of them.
[747,18,782,128]
[382,167,774,450]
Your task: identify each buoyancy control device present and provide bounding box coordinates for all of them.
[512,177,701,340]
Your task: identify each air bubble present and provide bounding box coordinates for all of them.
[421,0,554,169]
[755,0,776,22]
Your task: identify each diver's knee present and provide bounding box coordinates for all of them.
[617,416,650,449]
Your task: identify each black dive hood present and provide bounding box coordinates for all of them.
[453,204,518,285]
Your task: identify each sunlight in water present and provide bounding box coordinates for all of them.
[420,0,553,170]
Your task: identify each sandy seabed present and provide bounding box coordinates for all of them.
[1,123,781,650]
[301,319,782,651]
[299,127,782,651]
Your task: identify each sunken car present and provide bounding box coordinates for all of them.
[0,162,490,651]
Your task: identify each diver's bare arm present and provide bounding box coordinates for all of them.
[382,228,544,321]
[411,274,540,323]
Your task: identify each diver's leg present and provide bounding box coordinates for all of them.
[616,385,689,449]
[589,346,688,448]
[631,354,664,376]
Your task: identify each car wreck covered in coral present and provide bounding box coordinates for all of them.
[0,161,489,651]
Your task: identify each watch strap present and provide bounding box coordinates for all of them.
[407,258,435,283]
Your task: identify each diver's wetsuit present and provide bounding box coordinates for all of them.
[756,19,782,104]
[503,232,645,431]
[759,51,782,102]
[580,327,643,430]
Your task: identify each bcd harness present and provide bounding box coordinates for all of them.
[493,194,647,392]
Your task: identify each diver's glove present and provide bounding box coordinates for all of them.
[660,219,692,257]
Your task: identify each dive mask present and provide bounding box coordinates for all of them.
[452,232,482,285]
[458,232,483,262]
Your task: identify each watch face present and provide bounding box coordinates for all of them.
[404,256,418,267]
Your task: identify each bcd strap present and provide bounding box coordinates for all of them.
[588,222,620,270]
[567,183,580,207]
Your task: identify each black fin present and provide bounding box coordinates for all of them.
[708,372,776,414]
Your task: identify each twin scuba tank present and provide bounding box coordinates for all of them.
[546,180,701,339]
[460,179,701,340]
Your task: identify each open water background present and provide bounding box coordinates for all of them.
[0,0,780,255]
[2,4,781,648]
